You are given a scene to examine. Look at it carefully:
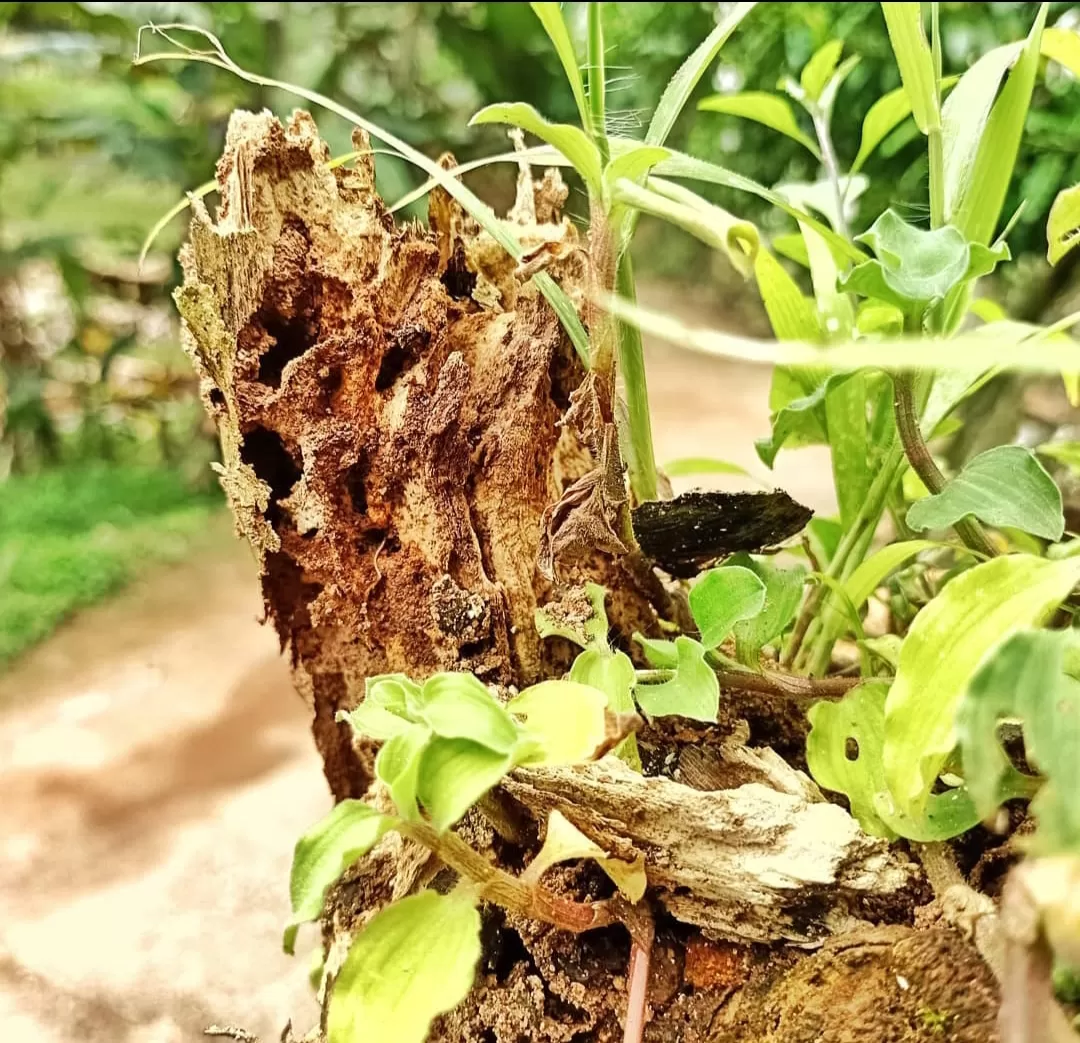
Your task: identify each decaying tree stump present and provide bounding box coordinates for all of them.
[178,110,999,1042]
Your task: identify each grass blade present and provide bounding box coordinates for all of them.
[530,3,590,130]
[651,149,865,264]
[646,1,757,147]
[133,24,590,364]
[698,92,821,158]
[952,3,1048,245]
[587,2,606,143]
[881,2,939,134]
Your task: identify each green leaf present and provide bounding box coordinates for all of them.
[1048,184,1080,267]
[881,2,939,134]
[725,553,807,665]
[470,102,603,196]
[689,565,767,649]
[843,539,940,611]
[663,456,755,480]
[956,630,1072,843]
[508,680,608,765]
[569,649,641,770]
[844,210,1009,310]
[375,724,431,822]
[807,682,980,840]
[800,40,844,102]
[861,634,903,670]
[632,633,679,670]
[951,4,1048,245]
[772,232,810,268]
[825,371,873,528]
[417,738,513,834]
[327,889,480,1043]
[413,673,520,754]
[603,145,671,200]
[883,554,1080,817]
[366,674,422,716]
[698,92,820,157]
[851,75,960,174]
[338,702,414,742]
[856,301,905,336]
[652,149,865,265]
[646,2,758,147]
[535,582,610,652]
[907,445,1064,542]
[284,800,394,955]
[529,3,590,131]
[753,248,821,341]
[1038,441,1080,474]
[755,370,857,468]
[635,636,719,722]
[941,41,1022,225]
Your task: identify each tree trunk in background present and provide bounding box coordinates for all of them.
[176,111,999,1043]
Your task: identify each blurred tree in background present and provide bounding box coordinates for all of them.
[3,0,1079,477]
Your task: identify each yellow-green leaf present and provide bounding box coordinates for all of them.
[327,889,480,1043]
[850,75,958,173]
[884,554,1080,817]
[1048,184,1080,267]
[284,801,394,954]
[635,636,719,722]
[523,810,647,901]
[663,456,756,480]
[800,39,844,102]
[569,649,641,770]
[416,738,513,834]
[698,92,820,157]
[689,565,767,649]
[375,724,431,822]
[842,539,939,611]
[881,2,939,134]
[470,102,603,195]
[529,3,590,130]
[508,680,608,765]
[413,673,520,754]
[1042,26,1080,78]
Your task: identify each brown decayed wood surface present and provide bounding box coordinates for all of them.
[178,110,999,1042]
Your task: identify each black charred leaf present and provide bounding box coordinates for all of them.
[632,490,813,578]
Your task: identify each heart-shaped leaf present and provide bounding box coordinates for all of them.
[907,445,1064,542]
[689,564,766,649]
[635,636,719,722]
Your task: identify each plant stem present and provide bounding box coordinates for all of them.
[811,108,849,240]
[928,4,945,229]
[587,3,609,160]
[636,664,861,700]
[615,253,659,502]
[893,371,998,559]
[621,901,654,1043]
[400,821,612,934]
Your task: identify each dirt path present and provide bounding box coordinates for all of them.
[0,290,836,1043]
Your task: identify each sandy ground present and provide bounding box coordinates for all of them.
[0,290,835,1043]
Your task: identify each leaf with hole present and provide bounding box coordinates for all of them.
[635,636,719,722]
[284,800,394,954]
[883,554,1080,818]
[508,680,608,765]
[955,630,1078,850]
[327,889,481,1043]
[807,682,980,840]
[523,811,647,901]
[698,92,819,157]
[907,445,1064,542]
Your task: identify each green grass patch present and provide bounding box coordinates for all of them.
[0,465,222,667]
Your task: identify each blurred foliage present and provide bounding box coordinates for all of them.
[0,464,221,665]
[3,0,1079,477]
